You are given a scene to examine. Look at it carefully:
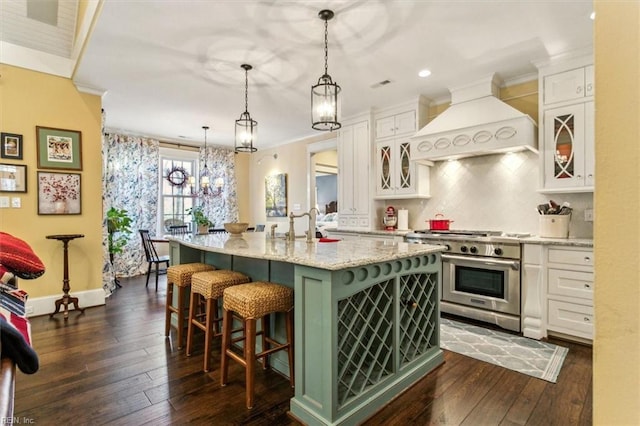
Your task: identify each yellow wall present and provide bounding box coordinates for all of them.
[594,1,640,424]
[500,79,538,124]
[234,152,251,223]
[0,64,103,300]
[427,79,538,125]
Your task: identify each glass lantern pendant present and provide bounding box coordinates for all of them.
[235,64,258,153]
[311,9,341,131]
[200,125,211,195]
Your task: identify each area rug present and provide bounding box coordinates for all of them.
[440,318,568,383]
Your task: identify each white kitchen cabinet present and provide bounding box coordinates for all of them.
[338,118,372,229]
[325,230,402,242]
[542,101,594,190]
[373,98,431,199]
[374,138,430,199]
[538,56,594,193]
[375,110,416,139]
[543,65,594,105]
[546,247,594,340]
[521,244,545,340]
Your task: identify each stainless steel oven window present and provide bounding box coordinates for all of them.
[455,266,505,299]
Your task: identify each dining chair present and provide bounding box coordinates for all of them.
[139,230,170,290]
[168,225,189,235]
[164,218,185,233]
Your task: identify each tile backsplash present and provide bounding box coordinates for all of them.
[389,151,593,238]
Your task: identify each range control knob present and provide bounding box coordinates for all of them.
[460,246,468,253]
[444,244,451,251]
[494,248,503,256]
[469,246,478,254]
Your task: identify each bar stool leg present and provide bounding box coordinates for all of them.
[245,318,257,409]
[176,286,186,349]
[165,282,174,337]
[220,308,233,386]
[262,314,270,370]
[203,297,215,372]
[286,309,295,388]
[186,291,198,356]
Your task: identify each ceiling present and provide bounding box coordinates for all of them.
[3,0,594,149]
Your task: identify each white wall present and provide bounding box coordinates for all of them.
[389,151,593,237]
[249,133,335,236]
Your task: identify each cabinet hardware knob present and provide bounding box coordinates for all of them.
[587,174,593,178]
[401,298,418,308]
[584,317,590,322]
[576,86,583,94]
[584,257,591,262]
[586,83,593,91]
[584,283,591,289]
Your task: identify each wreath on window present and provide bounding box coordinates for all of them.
[165,166,190,188]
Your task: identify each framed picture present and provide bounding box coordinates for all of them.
[37,171,81,215]
[0,133,23,159]
[0,163,27,193]
[265,173,287,217]
[36,126,83,171]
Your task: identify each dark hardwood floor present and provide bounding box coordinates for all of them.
[15,274,592,425]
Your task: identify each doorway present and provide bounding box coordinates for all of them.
[307,139,337,220]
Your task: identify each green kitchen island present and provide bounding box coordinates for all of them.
[168,232,444,426]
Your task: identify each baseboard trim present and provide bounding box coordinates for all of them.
[25,289,106,318]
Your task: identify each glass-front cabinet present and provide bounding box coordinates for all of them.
[375,139,430,199]
[538,57,594,193]
[543,102,594,190]
[376,139,414,196]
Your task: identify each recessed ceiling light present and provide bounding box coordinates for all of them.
[418,69,431,78]
[590,11,595,20]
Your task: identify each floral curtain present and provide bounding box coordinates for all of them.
[101,129,239,294]
[102,132,160,293]
[199,146,239,227]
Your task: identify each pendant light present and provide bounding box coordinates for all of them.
[235,64,258,153]
[311,9,341,131]
[200,125,211,195]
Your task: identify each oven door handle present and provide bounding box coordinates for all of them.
[441,254,520,271]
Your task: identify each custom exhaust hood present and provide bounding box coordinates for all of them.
[411,74,537,162]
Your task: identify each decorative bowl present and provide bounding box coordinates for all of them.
[224,222,249,235]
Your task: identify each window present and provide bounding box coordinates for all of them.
[159,148,198,233]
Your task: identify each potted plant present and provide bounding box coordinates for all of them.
[107,207,133,257]
[186,205,213,234]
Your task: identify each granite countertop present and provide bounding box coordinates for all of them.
[167,232,445,271]
[521,236,594,248]
[326,228,593,247]
[326,227,411,237]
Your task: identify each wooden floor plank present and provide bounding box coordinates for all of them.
[13,274,592,425]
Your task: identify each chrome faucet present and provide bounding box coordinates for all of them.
[270,223,278,239]
[288,208,320,242]
[287,211,306,241]
[308,207,319,242]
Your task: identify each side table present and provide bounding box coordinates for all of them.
[46,234,86,320]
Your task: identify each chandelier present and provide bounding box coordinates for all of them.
[235,64,258,153]
[196,126,223,196]
[311,9,341,131]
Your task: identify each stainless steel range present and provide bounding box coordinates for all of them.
[405,230,525,332]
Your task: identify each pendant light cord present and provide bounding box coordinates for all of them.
[324,18,329,76]
[202,126,208,169]
[244,67,249,113]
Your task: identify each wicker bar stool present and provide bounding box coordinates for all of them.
[186,270,251,372]
[220,282,294,409]
[165,263,215,349]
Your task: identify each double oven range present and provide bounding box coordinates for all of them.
[405,229,525,332]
